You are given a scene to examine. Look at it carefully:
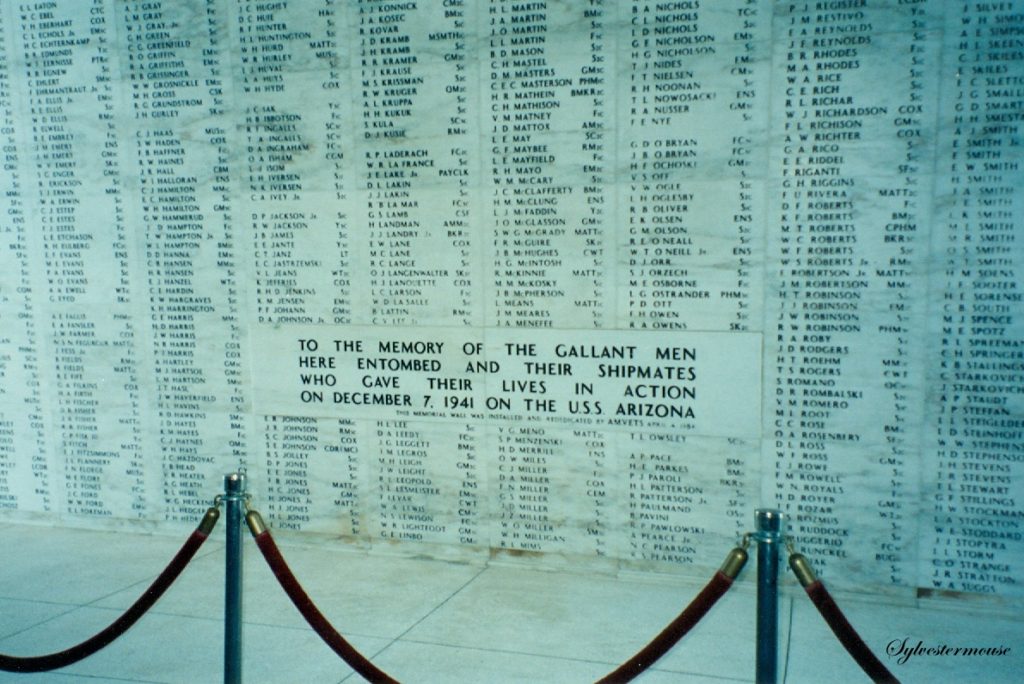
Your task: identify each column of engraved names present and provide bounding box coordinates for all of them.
[17,3,145,518]
[448,419,483,548]
[626,433,703,566]
[330,418,364,539]
[0,23,18,508]
[493,425,614,559]
[205,0,249,474]
[492,425,568,554]
[259,386,363,535]
[620,0,769,332]
[342,332,484,547]
[260,416,317,530]
[456,422,484,549]
[614,341,752,566]
[488,342,618,560]
[262,355,367,536]
[356,0,482,326]
[231,1,358,529]
[865,2,938,586]
[486,0,612,329]
[318,0,354,326]
[580,428,613,559]
[626,433,754,568]
[121,1,242,520]
[582,0,610,330]
[0,12,51,513]
[371,420,475,546]
[925,4,1024,598]
[618,0,770,558]
[235,1,328,327]
[352,3,486,547]
[765,2,936,584]
[236,0,354,327]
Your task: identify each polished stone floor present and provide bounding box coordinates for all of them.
[0,522,1020,683]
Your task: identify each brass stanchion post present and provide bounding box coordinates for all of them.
[223,472,246,684]
[754,509,784,684]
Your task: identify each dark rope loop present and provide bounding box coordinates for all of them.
[595,546,748,684]
[788,550,900,684]
[804,580,900,684]
[248,508,747,684]
[0,507,219,673]
[246,510,399,684]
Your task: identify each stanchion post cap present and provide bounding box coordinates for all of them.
[224,471,247,495]
[789,553,818,587]
[754,509,784,537]
[246,509,267,536]
[720,547,749,579]
[198,507,221,535]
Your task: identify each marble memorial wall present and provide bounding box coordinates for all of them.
[0,0,1021,603]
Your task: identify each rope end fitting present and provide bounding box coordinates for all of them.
[789,553,818,587]
[720,546,749,580]
[246,509,267,536]
[197,507,221,535]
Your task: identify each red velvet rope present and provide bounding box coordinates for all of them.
[0,527,212,673]
[252,529,399,684]
[805,580,900,684]
[596,570,735,684]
